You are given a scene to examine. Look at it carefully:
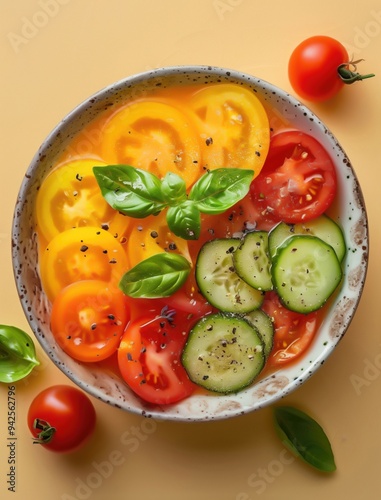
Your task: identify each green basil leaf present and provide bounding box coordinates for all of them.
[189,168,254,214]
[273,406,336,472]
[119,253,191,298]
[161,172,187,205]
[166,202,201,240]
[93,165,167,218]
[0,325,39,383]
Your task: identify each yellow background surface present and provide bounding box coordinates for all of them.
[1,1,380,499]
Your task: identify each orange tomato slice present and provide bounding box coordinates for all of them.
[126,211,191,268]
[51,279,129,362]
[100,99,202,187]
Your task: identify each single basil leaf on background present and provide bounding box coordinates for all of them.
[189,168,254,214]
[166,202,201,240]
[0,325,40,383]
[273,406,336,472]
[161,172,187,205]
[93,165,167,218]
[119,253,191,298]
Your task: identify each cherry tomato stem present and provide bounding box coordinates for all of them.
[32,418,56,445]
[338,61,375,84]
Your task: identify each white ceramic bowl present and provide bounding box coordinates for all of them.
[12,66,368,421]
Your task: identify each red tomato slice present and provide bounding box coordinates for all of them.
[164,277,215,317]
[51,280,129,362]
[118,306,196,405]
[250,130,337,224]
[262,291,318,367]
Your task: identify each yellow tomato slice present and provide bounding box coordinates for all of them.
[126,211,191,268]
[35,158,130,244]
[189,84,270,177]
[40,226,129,302]
[100,99,202,187]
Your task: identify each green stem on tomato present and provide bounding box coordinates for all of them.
[32,418,56,445]
[338,61,375,84]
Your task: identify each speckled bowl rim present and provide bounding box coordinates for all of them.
[12,65,369,421]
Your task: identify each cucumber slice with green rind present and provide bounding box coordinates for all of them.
[233,231,273,291]
[181,313,265,393]
[195,238,264,313]
[268,215,346,262]
[271,234,342,313]
[244,309,274,359]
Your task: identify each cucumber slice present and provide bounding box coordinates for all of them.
[268,215,346,262]
[233,231,272,291]
[181,313,265,393]
[272,234,343,313]
[244,309,274,359]
[196,238,264,313]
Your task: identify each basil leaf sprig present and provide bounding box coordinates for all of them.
[0,325,40,383]
[188,166,253,214]
[93,165,254,240]
[93,164,167,218]
[119,253,191,298]
[273,406,336,472]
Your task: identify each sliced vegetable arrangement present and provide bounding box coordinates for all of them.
[34,83,346,405]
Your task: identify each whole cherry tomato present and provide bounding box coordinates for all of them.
[288,35,374,102]
[27,385,96,453]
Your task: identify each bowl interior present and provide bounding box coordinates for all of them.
[12,66,368,421]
